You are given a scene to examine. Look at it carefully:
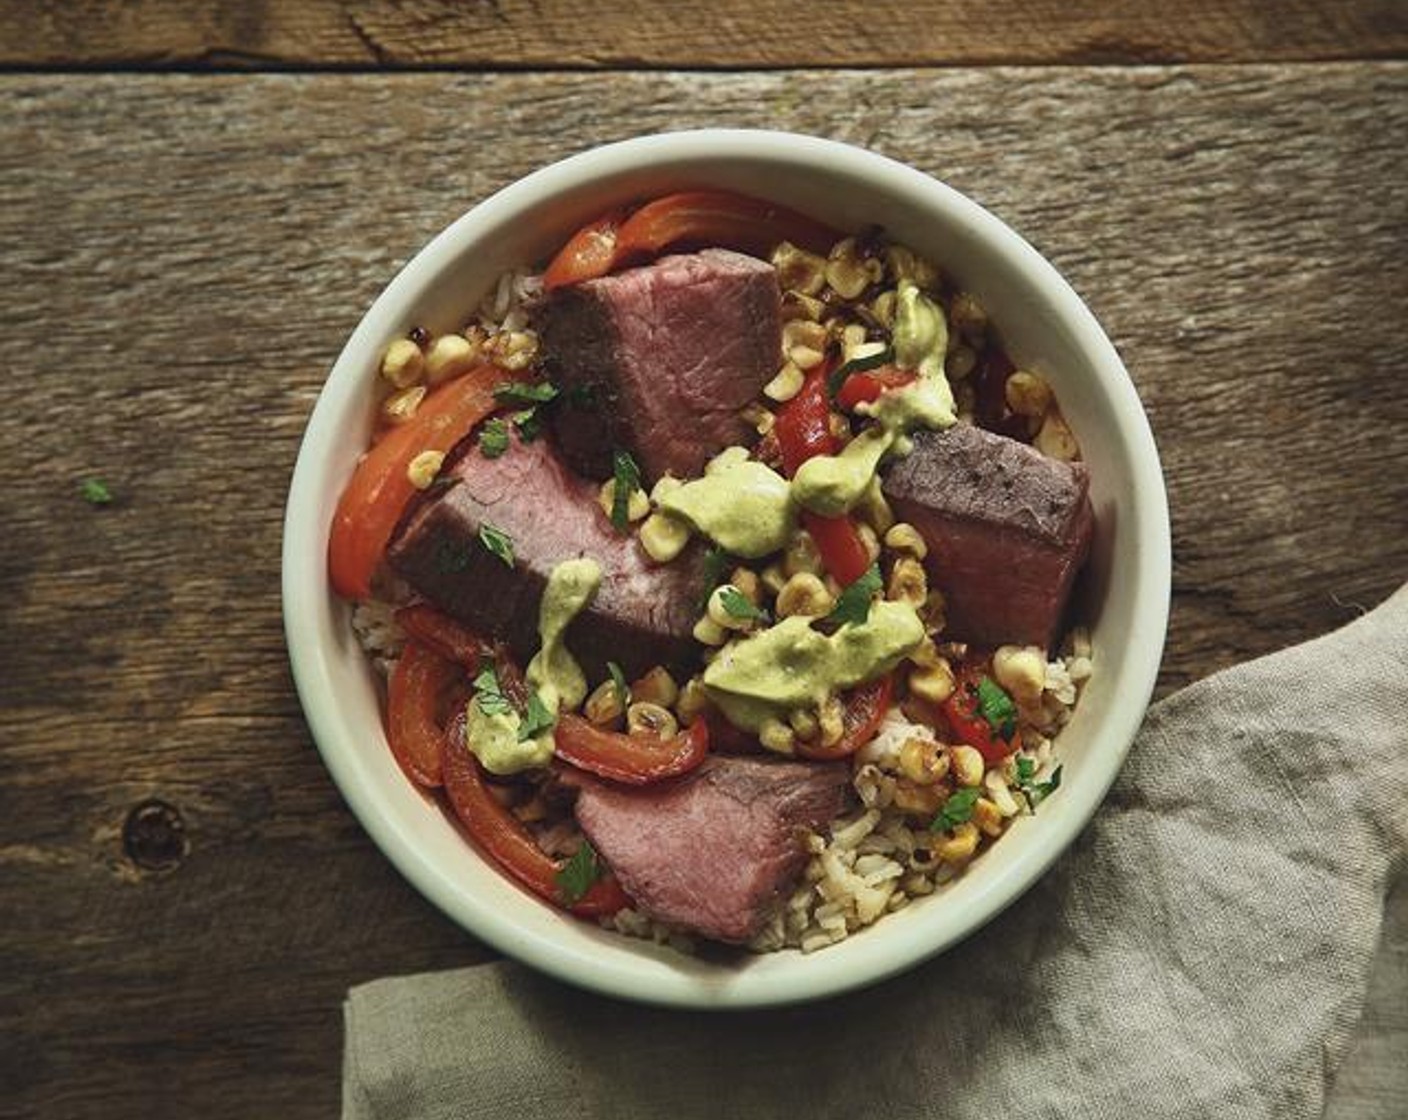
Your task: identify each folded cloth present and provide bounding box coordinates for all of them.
[345,585,1407,1120]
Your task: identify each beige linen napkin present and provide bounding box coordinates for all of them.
[344,584,1407,1120]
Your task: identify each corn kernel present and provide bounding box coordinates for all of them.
[759,717,796,755]
[676,676,710,724]
[825,238,883,300]
[1035,410,1080,462]
[764,361,805,403]
[693,615,727,646]
[1005,370,1053,418]
[760,563,787,595]
[784,530,823,577]
[598,477,649,523]
[950,745,985,787]
[789,345,826,371]
[883,522,928,560]
[781,291,826,322]
[631,666,678,709]
[708,583,758,631]
[776,572,833,619]
[584,679,626,727]
[908,660,956,705]
[489,329,538,372]
[380,384,426,426]
[425,333,478,385]
[935,821,980,863]
[771,241,828,296]
[817,695,844,747]
[626,702,678,739]
[993,645,1046,707]
[406,449,445,490]
[870,290,897,330]
[886,556,928,608]
[893,779,944,817]
[972,798,1005,838]
[639,512,690,564]
[899,737,949,785]
[789,707,819,740]
[380,338,425,388]
[984,768,1022,817]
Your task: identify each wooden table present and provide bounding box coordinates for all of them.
[2,5,1405,1116]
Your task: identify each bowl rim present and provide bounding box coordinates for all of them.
[282,127,1171,1009]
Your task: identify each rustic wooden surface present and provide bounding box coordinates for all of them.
[1,65,1404,1118]
[2,0,1407,68]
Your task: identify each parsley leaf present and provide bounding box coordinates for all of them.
[607,661,631,708]
[718,586,767,623]
[976,676,1018,740]
[1015,756,1037,784]
[473,665,514,717]
[511,408,542,442]
[478,418,510,458]
[826,345,895,398]
[610,449,642,532]
[930,787,981,832]
[824,564,883,628]
[555,840,603,906]
[494,381,558,406]
[1019,763,1063,809]
[80,478,113,505]
[699,546,730,609]
[518,691,556,741]
[478,523,515,568]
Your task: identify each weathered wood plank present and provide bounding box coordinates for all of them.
[0,0,1405,68]
[0,66,1404,1118]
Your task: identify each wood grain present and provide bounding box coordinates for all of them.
[0,0,1405,68]
[0,66,1404,1118]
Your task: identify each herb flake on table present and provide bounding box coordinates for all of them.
[931,786,981,832]
[478,523,515,568]
[610,449,641,532]
[824,563,883,627]
[79,478,112,505]
[555,840,603,906]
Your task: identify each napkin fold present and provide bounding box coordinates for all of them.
[345,585,1407,1120]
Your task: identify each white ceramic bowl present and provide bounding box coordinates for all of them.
[283,129,1170,1008]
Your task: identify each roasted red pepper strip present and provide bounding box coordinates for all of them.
[796,676,893,761]
[385,640,463,788]
[394,605,490,671]
[441,713,631,917]
[773,363,874,587]
[942,675,1021,765]
[616,190,838,262]
[543,207,627,291]
[554,714,710,786]
[835,366,917,411]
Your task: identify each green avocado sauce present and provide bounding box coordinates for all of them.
[791,280,958,518]
[464,557,601,775]
[702,600,925,732]
[656,455,796,558]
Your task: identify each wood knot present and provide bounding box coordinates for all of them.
[122,799,188,872]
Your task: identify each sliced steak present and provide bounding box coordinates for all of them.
[537,248,782,483]
[882,423,1094,650]
[569,755,852,943]
[386,433,705,680]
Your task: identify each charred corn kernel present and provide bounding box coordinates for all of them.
[771,241,828,296]
[828,412,853,446]
[856,476,895,534]
[839,323,870,359]
[972,798,1005,838]
[730,567,762,605]
[631,666,678,709]
[899,737,950,785]
[886,556,928,607]
[984,768,1022,817]
[597,478,649,523]
[639,512,690,564]
[870,290,897,330]
[759,717,797,755]
[380,338,426,388]
[693,614,728,646]
[789,706,820,740]
[490,329,538,372]
[857,522,882,563]
[708,583,757,631]
[908,660,956,705]
[936,821,980,863]
[676,676,710,724]
[883,522,928,560]
[783,319,829,353]
[584,679,626,727]
[406,449,445,490]
[1035,410,1080,462]
[425,333,478,385]
[789,345,826,371]
[784,530,823,577]
[764,361,805,403]
[825,238,883,300]
[893,779,945,817]
[818,695,845,747]
[776,572,834,619]
[884,244,941,290]
[950,745,985,788]
[627,701,678,739]
[945,344,977,382]
[993,644,1046,707]
[908,638,945,670]
[1005,370,1053,418]
[381,384,426,426]
[949,292,988,339]
[706,446,750,475]
[781,290,826,322]
[760,563,787,595]
[740,402,775,436]
[921,589,948,634]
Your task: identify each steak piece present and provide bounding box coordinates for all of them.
[537,248,782,483]
[570,755,852,944]
[386,434,705,680]
[882,423,1094,650]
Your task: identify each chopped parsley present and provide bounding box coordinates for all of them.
[1018,762,1063,809]
[976,676,1018,740]
[610,449,642,532]
[718,585,767,623]
[518,691,555,741]
[79,478,112,505]
[472,665,514,717]
[511,408,542,442]
[478,418,510,458]
[826,345,895,398]
[699,545,731,608]
[478,523,515,568]
[494,381,558,406]
[555,840,603,906]
[931,787,981,832]
[823,564,883,628]
[607,661,631,708]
